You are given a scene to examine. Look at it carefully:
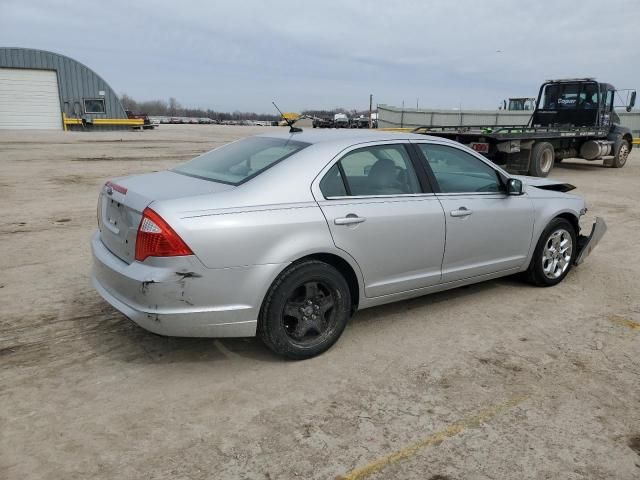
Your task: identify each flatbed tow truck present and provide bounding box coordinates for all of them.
[413,78,636,177]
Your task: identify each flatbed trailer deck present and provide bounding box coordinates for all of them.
[412,125,610,141]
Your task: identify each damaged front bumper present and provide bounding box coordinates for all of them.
[574,217,607,266]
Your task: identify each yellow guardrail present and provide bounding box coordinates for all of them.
[378,127,414,132]
[63,116,82,126]
[633,137,639,145]
[62,113,144,130]
[92,118,144,125]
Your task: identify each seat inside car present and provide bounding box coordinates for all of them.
[367,158,405,195]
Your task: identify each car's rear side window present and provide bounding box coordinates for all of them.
[320,144,421,197]
[319,164,347,197]
[173,137,310,185]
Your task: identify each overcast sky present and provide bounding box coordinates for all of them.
[1,0,639,113]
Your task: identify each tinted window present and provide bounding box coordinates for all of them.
[319,164,347,197]
[541,83,600,110]
[173,137,309,185]
[418,144,502,194]
[578,84,599,109]
[338,144,420,196]
[84,98,105,114]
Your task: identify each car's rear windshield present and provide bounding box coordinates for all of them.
[172,136,310,185]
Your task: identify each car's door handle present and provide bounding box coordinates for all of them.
[450,207,472,217]
[334,214,366,225]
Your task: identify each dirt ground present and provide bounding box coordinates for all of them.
[1,125,639,480]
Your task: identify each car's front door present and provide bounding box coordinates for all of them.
[313,142,446,298]
[413,142,534,283]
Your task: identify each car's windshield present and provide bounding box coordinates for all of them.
[172,136,310,185]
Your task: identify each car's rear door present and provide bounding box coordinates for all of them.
[412,141,534,283]
[312,142,446,298]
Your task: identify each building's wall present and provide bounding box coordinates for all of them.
[0,47,127,129]
[378,104,640,138]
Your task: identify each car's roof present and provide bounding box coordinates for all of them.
[256,128,446,146]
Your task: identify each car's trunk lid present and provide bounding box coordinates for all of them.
[98,170,232,263]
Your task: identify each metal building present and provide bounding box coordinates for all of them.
[0,47,139,130]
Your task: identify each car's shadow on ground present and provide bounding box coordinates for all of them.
[350,275,528,327]
[79,275,531,366]
[552,160,607,172]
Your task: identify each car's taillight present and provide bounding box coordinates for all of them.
[135,207,193,261]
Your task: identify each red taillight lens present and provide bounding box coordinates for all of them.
[135,208,193,261]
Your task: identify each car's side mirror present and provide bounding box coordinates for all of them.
[507,178,524,195]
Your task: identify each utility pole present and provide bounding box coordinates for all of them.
[369,94,373,128]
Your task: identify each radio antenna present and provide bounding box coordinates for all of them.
[272,101,302,133]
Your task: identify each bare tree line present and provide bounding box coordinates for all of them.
[120,94,280,121]
[120,94,374,120]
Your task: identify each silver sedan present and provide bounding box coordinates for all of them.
[91,130,606,358]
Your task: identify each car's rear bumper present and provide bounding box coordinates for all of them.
[575,216,607,266]
[90,231,285,337]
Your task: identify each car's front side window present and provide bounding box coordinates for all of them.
[320,144,421,197]
[417,144,502,194]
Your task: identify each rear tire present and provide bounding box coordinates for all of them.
[526,218,576,287]
[529,142,555,177]
[611,140,630,168]
[258,260,352,359]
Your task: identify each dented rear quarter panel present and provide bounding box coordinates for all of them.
[172,203,339,269]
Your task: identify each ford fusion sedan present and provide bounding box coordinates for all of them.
[91,130,606,359]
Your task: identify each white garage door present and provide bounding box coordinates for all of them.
[0,68,62,130]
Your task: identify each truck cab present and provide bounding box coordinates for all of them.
[531,79,621,129]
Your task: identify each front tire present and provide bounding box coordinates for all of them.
[526,218,576,286]
[258,260,352,359]
[611,140,630,168]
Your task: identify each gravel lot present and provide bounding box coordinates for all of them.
[1,125,639,480]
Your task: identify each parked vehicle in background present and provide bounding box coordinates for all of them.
[415,78,636,177]
[125,110,156,130]
[92,130,606,359]
[351,116,371,128]
[500,97,536,111]
[313,116,334,128]
[334,113,349,128]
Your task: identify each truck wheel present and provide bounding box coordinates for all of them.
[611,140,630,168]
[257,260,352,360]
[529,142,555,177]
